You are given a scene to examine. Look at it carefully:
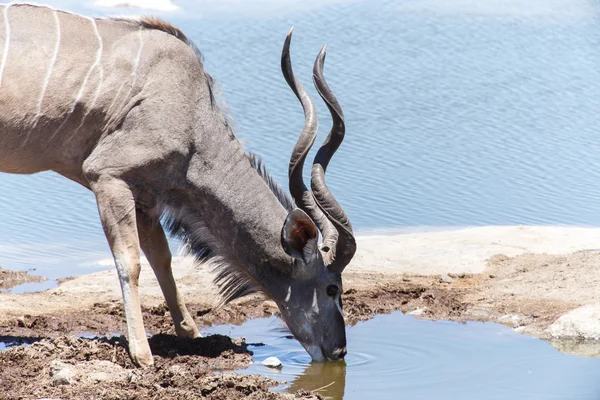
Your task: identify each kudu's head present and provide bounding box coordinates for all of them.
[274,29,356,361]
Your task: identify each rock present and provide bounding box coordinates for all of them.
[16,316,27,328]
[548,305,600,339]
[49,360,74,386]
[48,359,133,386]
[409,308,427,316]
[439,274,453,284]
[498,314,531,328]
[261,356,282,368]
[77,360,132,384]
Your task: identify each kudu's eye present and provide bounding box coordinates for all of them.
[326,285,339,297]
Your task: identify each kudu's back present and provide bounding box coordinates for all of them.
[0,4,202,176]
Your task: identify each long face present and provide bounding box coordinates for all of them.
[275,258,347,361]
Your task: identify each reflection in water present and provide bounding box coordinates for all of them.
[289,361,347,399]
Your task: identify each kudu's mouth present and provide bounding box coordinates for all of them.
[301,342,346,362]
[302,343,326,361]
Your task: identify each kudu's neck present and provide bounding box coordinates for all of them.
[176,116,293,290]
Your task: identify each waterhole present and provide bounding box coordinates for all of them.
[205,312,600,399]
[2,279,59,294]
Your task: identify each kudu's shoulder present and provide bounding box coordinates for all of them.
[108,15,204,60]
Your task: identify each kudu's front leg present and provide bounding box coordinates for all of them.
[136,209,200,339]
[88,176,153,368]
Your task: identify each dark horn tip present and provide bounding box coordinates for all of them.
[283,29,293,56]
[282,28,296,89]
[313,45,328,82]
[317,45,327,67]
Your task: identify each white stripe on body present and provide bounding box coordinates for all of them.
[52,16,103,139]
[71,16,104,137]
[0,4,11,89]
[30,10,61,129]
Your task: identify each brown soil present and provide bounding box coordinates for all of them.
[0,266,45,290]
[0,334,322,399]
[2,251,600,398]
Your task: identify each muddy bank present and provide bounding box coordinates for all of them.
[0,333,321,399]
[0,266,44,290]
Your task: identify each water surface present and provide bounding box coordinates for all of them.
[3,0,600,275]
[206,312,600,399]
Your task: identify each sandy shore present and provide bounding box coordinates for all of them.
[3,225,600,398]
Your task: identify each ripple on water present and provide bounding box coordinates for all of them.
[205,313,600,399]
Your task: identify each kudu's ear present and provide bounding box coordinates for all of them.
[282,208,319,263]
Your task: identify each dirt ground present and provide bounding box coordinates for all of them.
[3,245,600,398]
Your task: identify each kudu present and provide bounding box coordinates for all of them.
[0,3,356,367]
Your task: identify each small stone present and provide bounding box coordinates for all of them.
[49,360,74,386]
[439,274,453,284]
[261,356,282,368]
[16,316,27,328]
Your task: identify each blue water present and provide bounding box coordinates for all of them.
[3,0,600,276]
[4,279,59,294]
[205,312,600,399]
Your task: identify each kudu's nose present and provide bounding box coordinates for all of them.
[332,346,347,360]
